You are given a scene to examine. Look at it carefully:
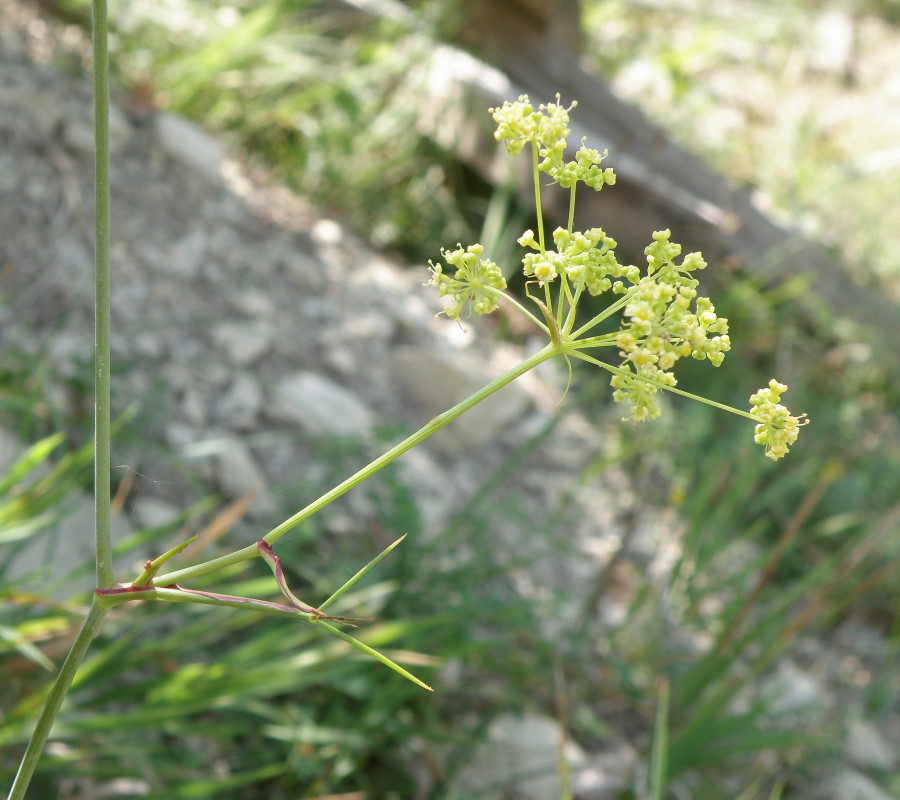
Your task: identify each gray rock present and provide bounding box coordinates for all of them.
[131,496,182,530]
[155,111,224,184]
[0,425,19,475]
[167,229,208,278]
[572,739,638,800]
[229,288,277,319]
[845,718,897,771]
[212,321,273,367]
[447,713,585,800]
[6,494,133,597]
[180,384,208,429]
[269,371,375,438]
[211,436,275,519]
[395,447,454,538]
[284,250,328,292]
[829,769,896,800]
[389,346,532,455]
[215,372,263,430]
[763,661,828,714]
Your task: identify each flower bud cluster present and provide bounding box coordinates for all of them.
[490,96,618,196]
[518,227,640,294]
[613,230,731,420]
[544,143,617,192]
[490,95,574,158]
[427,243,507,320]
[610,369,665,421]
[749,380,809,460]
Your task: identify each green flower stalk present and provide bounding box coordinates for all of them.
[427,94,808,459]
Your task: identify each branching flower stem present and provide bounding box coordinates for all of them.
[568,350,761,422]
[152,341,561,586]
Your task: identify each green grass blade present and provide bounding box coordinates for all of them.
[317,533,407,612]
[649,678,670,800]
[313,619,432,691]
[0,433,65,495]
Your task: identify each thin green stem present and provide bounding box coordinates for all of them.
[312,620,433,691]
[569,289,635,340]
[97,585,432,690]
[559,276,582,337]
[8,602,110,800]
[10,2,118,796]
[567,184,576,233]
[531,142,545,253]
[318,534,407,611]
[570,332,618,348]
[568,350,760,421]
[485,286,549,335]
[97,585,320,621]
[93,0,113,591]
[153,342,562,586]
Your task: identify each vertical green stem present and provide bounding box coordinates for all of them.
[8,3,116,796]
[92,0,113,589]
[7,603,110,800]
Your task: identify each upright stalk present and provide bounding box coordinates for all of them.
[8,3,113,795]
[93,0,114,589]
[7,604,110,799]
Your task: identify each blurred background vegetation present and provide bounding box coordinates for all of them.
[2,0,899,798]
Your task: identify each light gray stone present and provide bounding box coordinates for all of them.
[269,371,375,438]
[155,111,224,184]
[211,437,275,519]
[285,250,327,292]
[395,448,454,538]
[6,494,133,597]
[212,321,273,367]
[180,384,208,429]
[216,372,263,430]
[830,769,896,800]
[131,496,182,530]
[763,661,828,714]
[447,713,585,800]
[229,288,277,319]
[167,229,208,278]
[389,346,531,455]
[845,718,897,771]
[572,739,638,800]
[0,425,19,475]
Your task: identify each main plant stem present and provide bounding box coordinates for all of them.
[7,603,110,799]
[8,2,113,796]
[93,0,113,590]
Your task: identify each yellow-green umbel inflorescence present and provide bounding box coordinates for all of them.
[427,94,808,459]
